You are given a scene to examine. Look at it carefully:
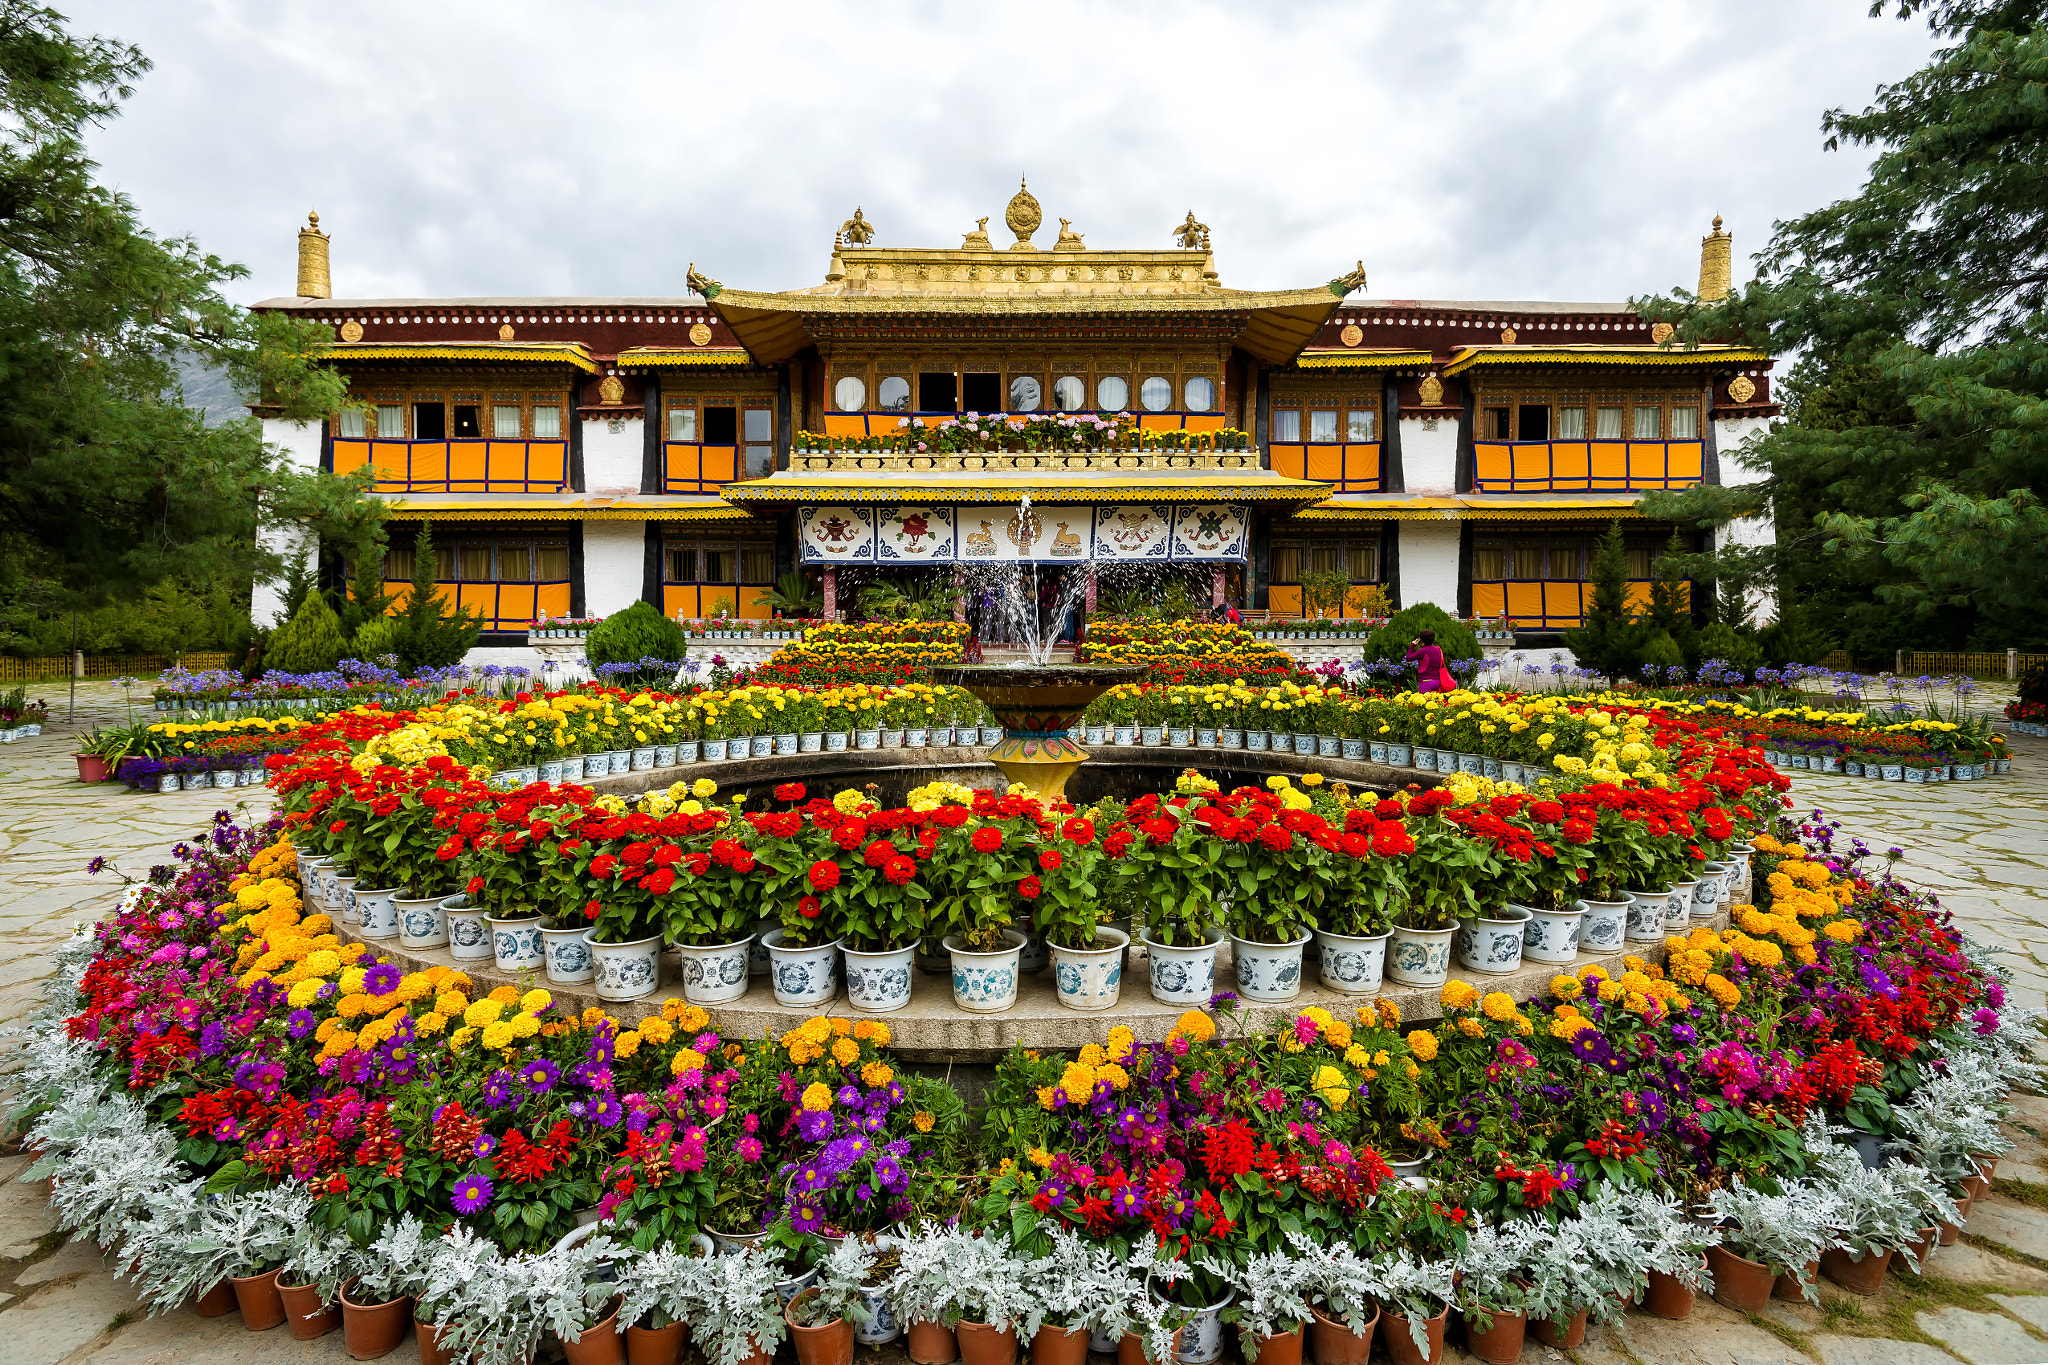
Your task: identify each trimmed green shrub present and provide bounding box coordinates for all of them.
[587,600,690,686]
[352,616,400,662]
[1640,630,1685,674]
[1363,603,1480,670]
[1695,621,1764,677]
[265,589,348,674]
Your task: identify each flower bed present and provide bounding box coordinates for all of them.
[1080,619,1309,685]
[753,620,970,686]
[16,791,2027,1363]
[150,660,473,711]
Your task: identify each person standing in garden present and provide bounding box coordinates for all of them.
[1406,629,1449,693]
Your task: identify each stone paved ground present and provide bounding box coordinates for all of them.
[3,685,2048,1364]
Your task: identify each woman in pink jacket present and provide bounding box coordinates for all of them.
[1405,629,1449,693]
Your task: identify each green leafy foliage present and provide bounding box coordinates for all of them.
[587,600,689,683]
[264,586,347,674]
[1564,522,1648,684]
[390,522,481,670]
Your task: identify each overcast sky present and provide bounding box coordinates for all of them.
[71,1,1939,308]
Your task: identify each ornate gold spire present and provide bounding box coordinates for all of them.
[1004,177,1042,250]
[1698,214,1732,302]
[296,210,331,299]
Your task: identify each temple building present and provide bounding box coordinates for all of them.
[251,188,1778,655]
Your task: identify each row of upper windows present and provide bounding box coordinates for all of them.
[662,539,776,585]
[832,372,1219,414]
[1271,407,1378,443]
[383,539,572,583]
[1473,535,1663,581]
[341,400,564,441]
[1271,539,1381,584]
[664,403,775,444]
[1482,402,1700,442]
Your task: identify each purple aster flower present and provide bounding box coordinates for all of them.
[285,1008,317,1038]
[797,1108,834,1142]
[874,1155,903,1190]
[483,1070,518,1110]
[589,1093,623,1127]
[451,1173,494,1214]
[472,1133,498,1159]
[793,1163,834,1193]
[361,962,402,996]
[837,1085,861,1108]
[788,1198,826,1233]
[519,1057,562,1094]
[198,1021,228,1057]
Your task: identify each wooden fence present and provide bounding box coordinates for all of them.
[0,652,233,683]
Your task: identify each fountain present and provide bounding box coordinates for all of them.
[935,497,1143,800]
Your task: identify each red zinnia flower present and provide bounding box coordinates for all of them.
[1017,875,1042,900]
[808,860,841,891]
[971,828,1003,854]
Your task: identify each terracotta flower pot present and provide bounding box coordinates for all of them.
[1899,1226,1940,1273]
[339,1281,414,1360]
[1117,1326,1181,1365]
[1960,1168,1990,1201]
[1706,1245,1774,1313]
[74,753,111,783]
[278,1279,340,1340]
[231,1268,286,1330]
[562,1306,627,1365]
[1771,1259,1816,1302]
[1460,1307,1526,1365]
[1308,1305,1376,1365]
[416,1317,460,1365]
[785,1293,853,1365]
[907,1319,960,1365]
[956,1318,1019,1365]
[626,1320,688,1365]
[195,1279,237,1318]
[1531,1306,1587,1350]
[1644,1264,1699,1320]
[1032,1323,1090,1365]
[1245,1324,1303,1365]
[1940,1189,1975,1245]
[1380,1304,1448,1365]
[1820,1246,1891,1295]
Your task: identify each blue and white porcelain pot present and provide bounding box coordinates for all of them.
[1171,1284,1237,1365]
[487,915,545,973]
[396,893,449,950]
[1387,922,1455,988]
[539,759,565,785]
[841,943,915,1013]
[1666,879,1699,933]
[824,732,848,753]
[1051,925,1128,1012]
[1314,928,1390,995]
[676,935,753,1005]
[1520,902,1585,965]
[1231,932,1311,1003]
[748,916,778,976]
[1626,886,1676,943]
[1368,740,1389,763]
[1140,725,1165,747]
[1140,929,1221,1006]
[656,744,679,766]
[763,929,840,1008]
[590,933,663,1002]
[1342,737,1367,760]
[445,896,491,961]
[1454,905,1530,976]
[355,885,401,940]
[633,746,658,770]
[1243,729,1267,751]
[1386,743,1412,766]
[750,735,773,759]
[944,929,1028,1013]
[979,725,1003,746]
[1219,728,1244,749]
[1579,897,1630,953]
[1412,746,1438,772]
[332,870,358,926]
[559,755,585,781]
[1292,733,1316,756]
[677,742,701,763]
[704,739,729,762]
[542,924,596,985]
[856,1283,900,1345]
[300,856,333,913]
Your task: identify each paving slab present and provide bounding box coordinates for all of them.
[1919,1240,2048,1292]
[1815,1338,1965,1365]
[1966,1198,2048,1262]
[13,1237,109,1287]
[3,1269,142,1365]
[1916,1305,2048,1364]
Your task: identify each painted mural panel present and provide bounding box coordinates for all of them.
[1090,504,1175,562]
[874,505,956,563]
[1169,503,1249,560]
[797,504,876,562]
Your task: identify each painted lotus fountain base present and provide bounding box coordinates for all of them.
[930,663,1146,801]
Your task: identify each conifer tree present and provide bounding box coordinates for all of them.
[337,535,394,639]
[1647,528,1697,662]
[391,522,480,670]
[1564,521,1647,684]
[264,584,347,674]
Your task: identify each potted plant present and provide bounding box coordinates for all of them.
[786,1238,876,1365]
[1612,1186,1717,1321]
[1212,803,1317,1004]
[616,1241,705,1365]
[1450,1221,1542,1365]
[437,1232,622,1365]
[1021,817,1123,1012]
[935,820,1032,1014]
[829,826,930,1015]
[1522,1193,1640,1349]
[1368,1250,1454,1365]
[1703,1181,1832,1312]
[411,1223,508,1364]
[342,1216,430,1360]
[887,1222,971,1365]
[1116,805,1224,1005]
[276,1219,352,1341]
[662,822,765,1006]
[1217,1249,1312,1365]
[1019,1227,1147,1365]
[1387,813,1497,988]
[1284,1235,1380,1365]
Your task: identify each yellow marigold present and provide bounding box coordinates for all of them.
[1440,980,1480,1011]
[1036,1086,1058,1111]
[787,1040,823,1066]
[319,1030,358,1059]
[831,1018,852,1038]
[1457,1017,1485,1038]
[509,1014,540,1039]
[480,1021,516,1050]
[1480,991,1517,1022]
[314,1016,341,1044]
[1079,1043,1106,1067]
[415,1012,449,1035]
[1406,1030,1439,1061]
[464,999,505,1028]
[582,1006,609,1027]
[801,1082,834,1112]
[1060,1062,1098,1100]
[1312,1065,1350,1109]
[671,1048,707,1075]
[448,1026,475,1051]
[1107,1026,1137,1062]
[1173,1010,1217,1043]
[519,988,552,1014]
[397,974,434,1003]
[336,994,373,1020]
[1344,1044,1371,1068]
[435,991,468,1017]
[1322,1019,1353,1050]
[339,967,368,995]
[1028,1146,1053,1168]
[1598,981,1624,1003]
[913,1111,935,1133]
[1549,975,1583,1000]
[1579,964,1609,983]
[831,1037,861,1067]
[861,1062,895,1088]
[339,943,368,964]
[1375,999,1401,1027]
[1822,921,1862,944]
[639,1017,675,1045]
[1097,1063,1130,1090]
[1548,1014,1594,1040]
[287,979,325,1009]
[489,985,522,1006]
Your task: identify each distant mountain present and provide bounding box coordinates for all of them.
[169,351,249,427]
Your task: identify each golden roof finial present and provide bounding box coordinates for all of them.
[296,210,331,299]
[1005,177,1042,250]
[1698,214,1732,302]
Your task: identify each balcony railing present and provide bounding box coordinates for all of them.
[1471,439,1703,493]
[334,439,570,493]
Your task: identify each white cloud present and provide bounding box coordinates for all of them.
[72,0,1939,306]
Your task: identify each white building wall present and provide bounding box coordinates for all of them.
[1398,520,1462,615]
[1715,413,1779,623]
[581,414,643,495]
[1398,414,1460,495]
[253,418,325,628]
[583,520,646,621]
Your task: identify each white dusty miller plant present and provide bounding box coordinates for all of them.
[1368,1249,1456,1356]
[792,1237,877,1327]
[1018,1225,1137,1340]
[1611,1184,1718,1296]
[675,1245,791,1365]
[1283,1231,1382,1335]
[1707,1180,1834,1296]
[1214,1248,1313,1359]
[1451,1220,1542,1330]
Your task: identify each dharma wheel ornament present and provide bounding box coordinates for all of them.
[1005,177,1042,249]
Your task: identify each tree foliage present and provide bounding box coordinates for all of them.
[0,2,376,617]
[389,522,480,671]
[1639,0,2048,651]
[1563,522,1647,683]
